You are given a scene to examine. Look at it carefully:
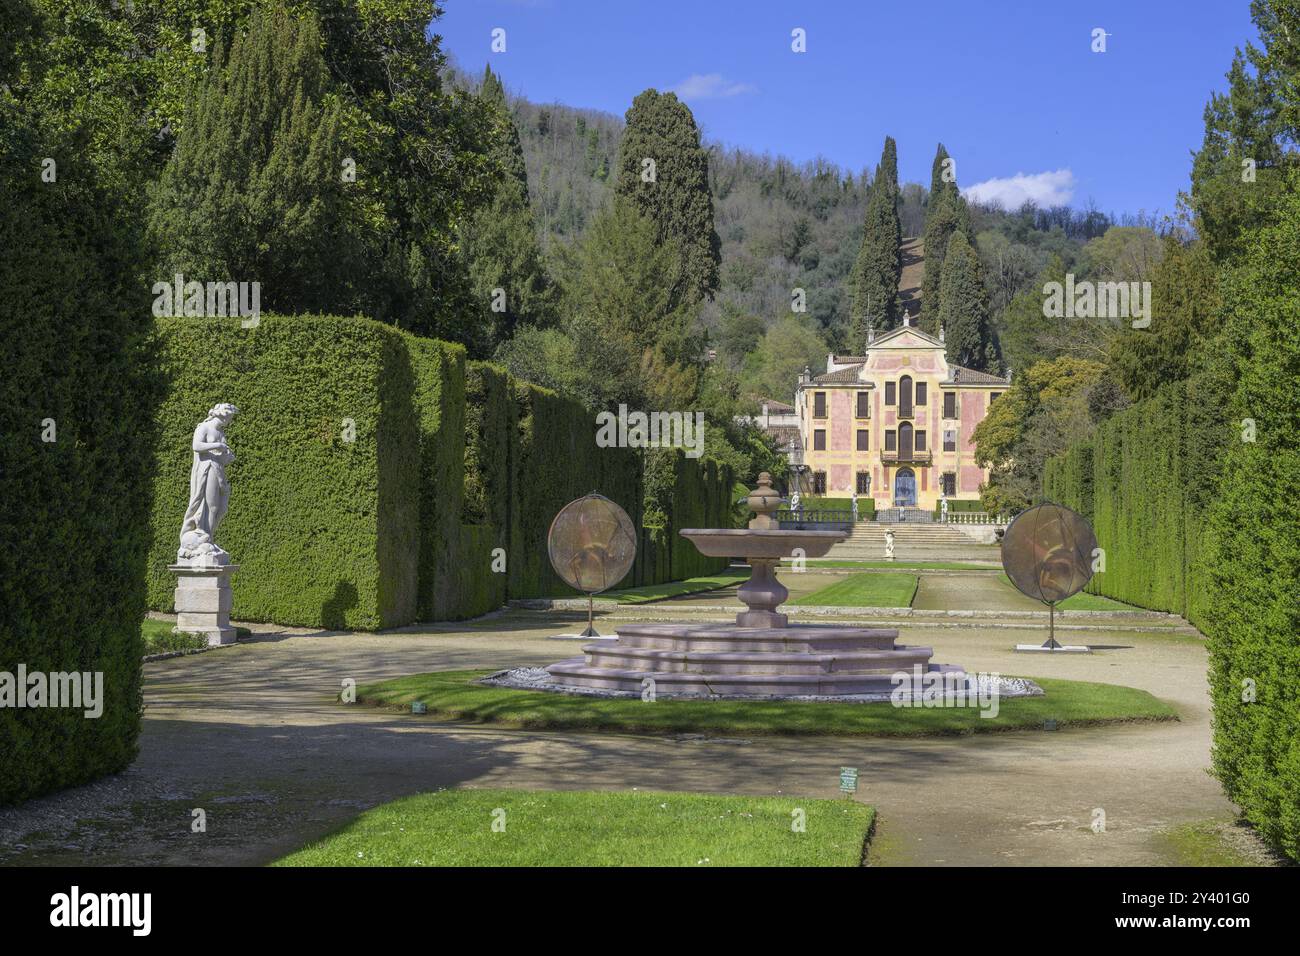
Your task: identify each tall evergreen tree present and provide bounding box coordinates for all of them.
[920,183,973,333]
[937,231,997,371]
[929,142,954,205]
[614,88,721,304]
[463,64,557,357]
[849,136,903,339]
[147,3,360,314]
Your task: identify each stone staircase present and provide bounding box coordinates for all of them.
[825,521,1001,564]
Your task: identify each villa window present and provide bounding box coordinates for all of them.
[916,382,927,405]
[856,429,869,451]
[856,472,871,494]
[884,429,896,452]
[943,429,956,452]
[814,429,826,451]
[813,471,827,494]
[856,391,870,418]
[814,391,827,418]
[942,472,956,497]
[943,392,957,419]
[990,391,1002,403]
[915,430,927,452]
[885,381,896,405]
[899,376,913,418]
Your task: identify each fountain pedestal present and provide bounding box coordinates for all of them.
[546,473,965,699]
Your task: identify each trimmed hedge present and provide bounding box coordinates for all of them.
[1201,179,1300,860]
[1,100,157,804]
[146,316,420,630]
[147,321,733,628]
[1042,373,1229,625]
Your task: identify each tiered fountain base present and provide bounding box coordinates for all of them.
[546,622,964,698]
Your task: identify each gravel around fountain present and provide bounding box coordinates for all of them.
[480,666,1044,703]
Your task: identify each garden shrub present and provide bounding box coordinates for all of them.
[0,74,157,804]
[1201,176,1300,860]
[146,315,420,630]
[147,323,734,628]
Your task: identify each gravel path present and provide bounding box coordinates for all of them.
[0,575,1248,867]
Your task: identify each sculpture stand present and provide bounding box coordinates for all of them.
[170,563,240,646]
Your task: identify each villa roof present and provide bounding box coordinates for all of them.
[758,398,795,412]
[948,365,1009,385]
[811,365,864,384]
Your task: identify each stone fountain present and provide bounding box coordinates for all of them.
[544,473,967,698]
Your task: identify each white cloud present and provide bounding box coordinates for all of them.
[963,169,1076,209]
[671,74,758,100]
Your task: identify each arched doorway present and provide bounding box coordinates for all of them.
[898,421,913,460]
[894,467,916,507]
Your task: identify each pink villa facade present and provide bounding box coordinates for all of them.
[793,322,1009,510]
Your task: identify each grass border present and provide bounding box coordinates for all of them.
[352,669,1179,739]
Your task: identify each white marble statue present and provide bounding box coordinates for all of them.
[941,495,950,522]
[884,528,895,560]
[851,491,859,520]
[178,403,239,566]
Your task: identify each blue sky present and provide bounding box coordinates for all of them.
[435,0,1260,218]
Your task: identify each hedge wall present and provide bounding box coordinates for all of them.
[1201,179,1300,860]
[0,106,156,804]
[1042,373,1229,626]
[147,323,733,628]
[146,316,420,629]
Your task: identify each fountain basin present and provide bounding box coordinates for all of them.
[679,528,846,560]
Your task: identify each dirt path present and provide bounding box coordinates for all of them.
[0,594,1241,867]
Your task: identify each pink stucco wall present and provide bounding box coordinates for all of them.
[831,391,851,450]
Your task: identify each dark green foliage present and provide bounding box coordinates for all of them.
[406,336,467,621]
[147,4,360,315]
[920,186,973,332]
[937,232,997,371]
[929,143,955,204]
[614,88,721,304]
[1203,170,1300,859]
[146,316,421,630]
[1108,238,1222,401]
[1,0,157,805]
[1042,372,1230,621]
[849,137,903,336]
[147,318,733,627]
[461,65,557,357]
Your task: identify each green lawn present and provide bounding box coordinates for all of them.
[273,789,874,867]
[994,573,1134,611]
[787,572,918,608]
[354,669,1178,738]
[142,618,251,654]
[602,568,748,604]
[781,559,996,571]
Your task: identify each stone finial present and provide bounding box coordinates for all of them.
[746,472,783,530]
[866,319,875,346]
[939,323,946,344]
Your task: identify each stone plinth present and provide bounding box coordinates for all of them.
[169,564,239,646]
[547,622,963,698]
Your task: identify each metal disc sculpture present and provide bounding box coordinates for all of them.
[1001,502,1099,649]
[547,494,637,637]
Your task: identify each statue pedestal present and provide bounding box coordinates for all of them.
[169,564,240,646]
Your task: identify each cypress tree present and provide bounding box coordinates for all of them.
[147,3,358,314]
[849,136,903,340]
[465,64,557,356]
[937,231,996,371]
[920,182,973,333]
[614,88,721,303]
[929,142,955,205]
